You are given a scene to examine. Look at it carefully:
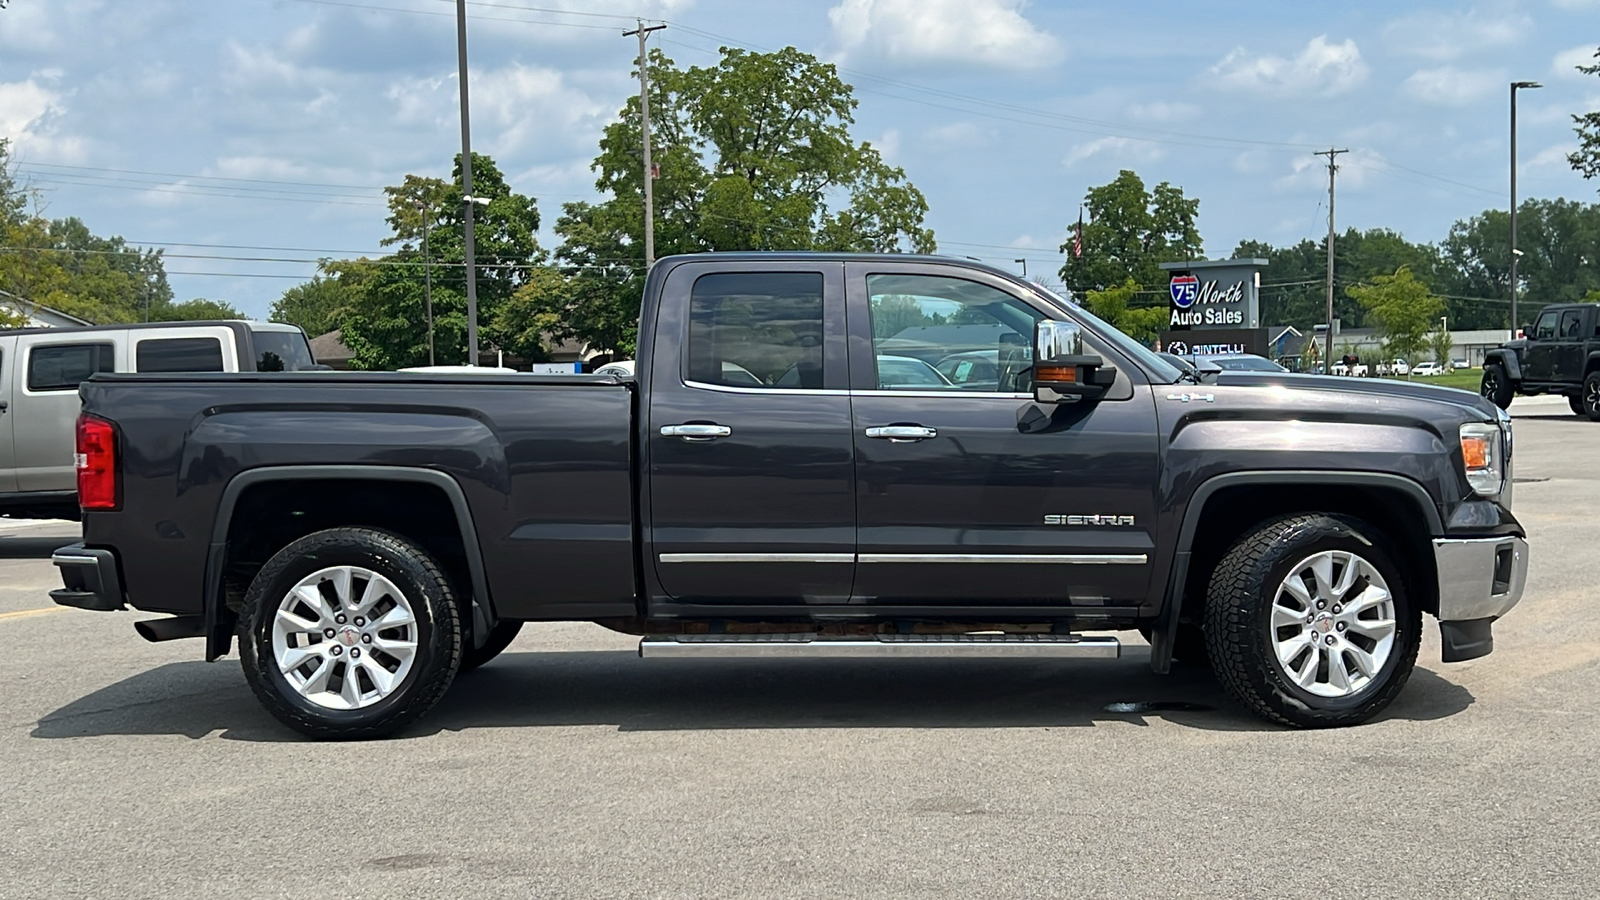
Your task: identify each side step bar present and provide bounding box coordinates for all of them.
[639,633,1120,659]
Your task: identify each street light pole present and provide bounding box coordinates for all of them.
[418,199,434,366]
[1014,258,1027,278]
[455,0,480,366]
[1510,80,1542,336]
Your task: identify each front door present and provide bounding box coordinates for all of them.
[845,263,1160,609]
[1523,309,1560,382]
[647,261,856,606]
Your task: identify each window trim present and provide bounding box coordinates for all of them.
[23,341,117,394]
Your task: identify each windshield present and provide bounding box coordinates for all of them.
[1024,283,1184,384]
[250,328,317,372]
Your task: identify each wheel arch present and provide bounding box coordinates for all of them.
[1150,471,1441,673]
[1483,348,1521,382]
[1584,351,1600,379]
[204,466,494,661]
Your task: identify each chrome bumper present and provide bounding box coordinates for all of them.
[1434,536,1528,622]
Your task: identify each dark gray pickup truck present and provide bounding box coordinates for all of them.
[52,253,1528,737]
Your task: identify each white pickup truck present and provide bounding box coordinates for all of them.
[0,320,319,519]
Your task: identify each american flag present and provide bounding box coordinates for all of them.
[1072,206,1084,258]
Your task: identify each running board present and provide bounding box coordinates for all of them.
[638,633,1120,659]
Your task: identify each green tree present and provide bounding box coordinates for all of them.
[1346,268,1444,366]
[1,138,26,227]
[1427,326,1454,368]
[1440,199,1600,328]
[271,272,350,337]
[151,297,245,321]
[1060,170,1201,295]
[1570,46,1600,190]
[333,153,545,369]
[1083,278,1166,344]
[555,46,936,356]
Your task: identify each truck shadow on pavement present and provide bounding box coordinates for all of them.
[32,651,1475,741]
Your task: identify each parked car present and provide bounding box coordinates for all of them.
[1377,359,1411,376]
[54,252,1526,737]
[1330,362,1369,377]
[1481,302,1600,420]
[0,321,318,520]
[1412,362,1445,377]
[1195,353,1287,373]
[1452,359,1470,370]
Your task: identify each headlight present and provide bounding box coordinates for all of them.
[1460,422,1503,495]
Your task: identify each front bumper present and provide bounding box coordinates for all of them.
[50,543,125,612]
[1432,535,1528,662]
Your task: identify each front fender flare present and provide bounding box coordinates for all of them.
[1483,349,1521,382]
[1148,470,1442,674]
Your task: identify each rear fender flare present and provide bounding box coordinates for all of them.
[204,465,494,661]
[1149,470,1442,673]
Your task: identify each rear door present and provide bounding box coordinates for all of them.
[646,260,856,606]
[13,333,123,492]
[0,336,17,494]
[845,262,1161,608]
[1553,308,1588,383]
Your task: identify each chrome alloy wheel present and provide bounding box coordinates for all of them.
[271,566,419,710]
[1586,378,1600,414]
[1270,550,1397,699]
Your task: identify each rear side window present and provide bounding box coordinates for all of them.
[136,337,224,373]
[28,343,115,392]
[1559,310,1583,340]
[688,272,825,389]
[250,329,316,371]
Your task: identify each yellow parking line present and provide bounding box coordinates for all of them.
[0,607,67,622]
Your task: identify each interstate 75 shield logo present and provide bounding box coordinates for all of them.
[1169,274,1199,309]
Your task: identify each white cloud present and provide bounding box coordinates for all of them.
[1061,136,1164,168]
[1553,45,1599,79]
[1403,66,1505,106]
[1209,36,1367,97]
[828,0,1060,70]
[0,73,82,161]
[924,121,989,148]
[1382,9,1528,61]
[1551,0,1600,8]
[1276,147,1386,193]
[1528,142,1577,171]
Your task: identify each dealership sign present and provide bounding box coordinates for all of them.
[1161,258,1265,332]
[1160,328,1269,358]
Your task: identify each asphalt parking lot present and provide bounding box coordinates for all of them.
[2,393,1596,899]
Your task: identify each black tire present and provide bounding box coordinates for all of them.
[459,620,523,673]
[1583,373,1600,422]
[1138,623,1208,665]
[1480,364,1513,410]
[238,528,462,739]
[1203,514,1421,728]
[1571,394,1586,416]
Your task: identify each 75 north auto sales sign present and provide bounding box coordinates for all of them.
[1167,272,1247,329]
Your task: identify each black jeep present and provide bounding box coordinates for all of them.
[1481,302,1600,420]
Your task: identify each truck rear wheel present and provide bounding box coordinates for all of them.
[1582,373,1600,421]
[1203,514,1420,728]
[1480,364,1513,410]
[238,528,462,739]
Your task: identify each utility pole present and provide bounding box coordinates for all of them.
[1014,258,1027,278]
[418,199,434,366]
[1316,148,1348,373]
[455,0,480,365]
[625,20,666,267]
[1510,81,1542,336]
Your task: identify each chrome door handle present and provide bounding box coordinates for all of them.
[865,425,937,442]
[660,423,732,441]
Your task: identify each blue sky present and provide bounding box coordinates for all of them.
[2,0,1597,319]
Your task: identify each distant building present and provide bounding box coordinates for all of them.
[0,290,94,328]
[1279,322,1510,367]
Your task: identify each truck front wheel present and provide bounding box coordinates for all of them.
[238,528,462,739]
[1480,364,1513,409]
[1204,514,1421,728]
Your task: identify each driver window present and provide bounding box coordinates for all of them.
[688,272,824,389]
[865,274,1041,392]
[1533,311,1558,341]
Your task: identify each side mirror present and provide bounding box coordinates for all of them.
[1032,320,1117,403]
[1519,325,1531,340]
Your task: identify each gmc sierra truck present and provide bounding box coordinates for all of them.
[1480,302,1600,420]
[52,253,1528,738]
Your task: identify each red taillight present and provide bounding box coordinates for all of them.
[76,414,118,510]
